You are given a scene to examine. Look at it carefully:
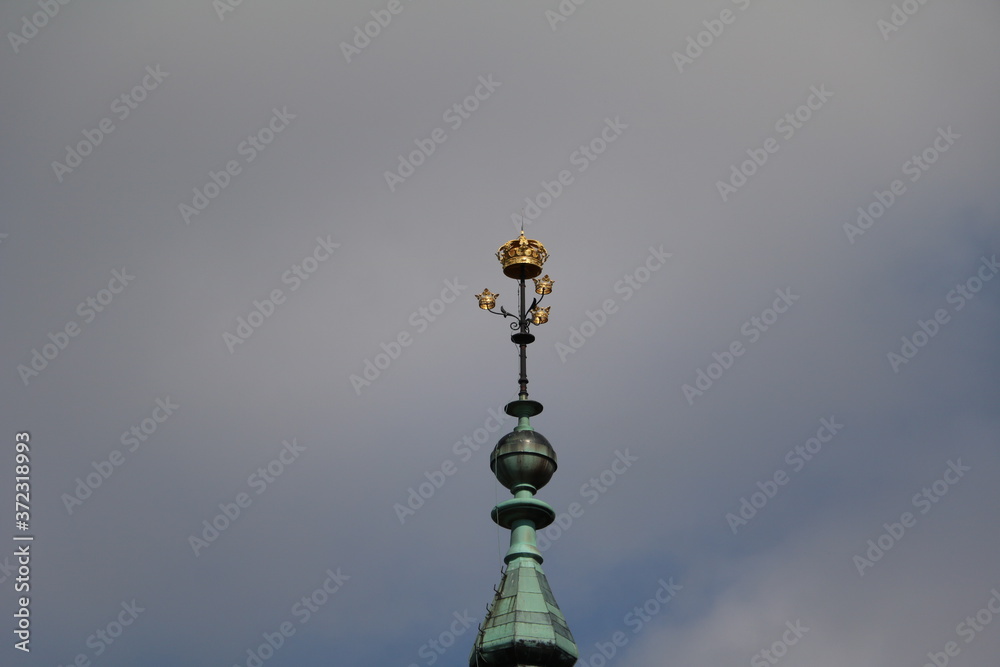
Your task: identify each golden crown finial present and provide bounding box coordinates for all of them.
[476,288,499,310]
[532,275,553,295]
[496,231,549,279]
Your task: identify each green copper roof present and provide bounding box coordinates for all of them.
[469,557,578,666]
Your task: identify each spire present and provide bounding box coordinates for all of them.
[470,234,578,666]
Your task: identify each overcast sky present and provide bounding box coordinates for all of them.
[2,1,999,666]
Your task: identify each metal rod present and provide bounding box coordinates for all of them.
[518,275,528,398]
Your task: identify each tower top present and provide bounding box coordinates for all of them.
[469,234,579,667]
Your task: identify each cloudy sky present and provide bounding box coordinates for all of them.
[2,1,999,666]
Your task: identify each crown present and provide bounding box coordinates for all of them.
[496,231,549,279]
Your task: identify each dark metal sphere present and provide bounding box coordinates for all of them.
[490,429,557,491]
